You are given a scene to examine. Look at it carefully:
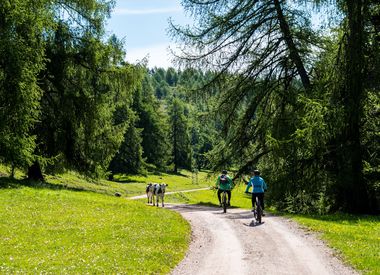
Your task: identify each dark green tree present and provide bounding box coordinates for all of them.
[108,111,144,175]
[133,73,171,170]
[33,0,142,178]
[168,96,192,173]
[0,0,50,177]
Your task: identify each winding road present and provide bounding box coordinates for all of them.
[167,204,358,275]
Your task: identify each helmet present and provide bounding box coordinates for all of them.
[222,170,228,175]
[254,170,260,175]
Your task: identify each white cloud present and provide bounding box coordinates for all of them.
[125,44,175,68]
[114,7,182,15]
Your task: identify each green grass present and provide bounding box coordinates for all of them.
[46,170,213,197]
[0,164,213,198]
[290,214,380,275]
[0,185,190,273]
[113,170,213,194]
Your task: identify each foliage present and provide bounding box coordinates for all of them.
[133,74,171,170]
[169,0,380,214]
[168,96,192,172]
[0,0,50,175]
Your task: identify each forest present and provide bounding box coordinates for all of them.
[0,0,379,214]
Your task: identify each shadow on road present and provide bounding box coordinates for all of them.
[243,220,265,227]
[167,203,220,213]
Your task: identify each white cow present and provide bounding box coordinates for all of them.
[154,183,168,207]
[146,183,154,204]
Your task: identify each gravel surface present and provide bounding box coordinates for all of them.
[167,204,358,275]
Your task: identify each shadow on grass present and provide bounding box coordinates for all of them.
[112,178,146,184]
[0,176,87,193]
[164,171,191,178]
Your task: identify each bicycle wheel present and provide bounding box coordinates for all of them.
[256,197,262,223]
[222,191,227,213]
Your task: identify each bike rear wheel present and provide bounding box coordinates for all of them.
[256,196,262,223]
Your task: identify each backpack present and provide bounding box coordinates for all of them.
[220,175,228,185]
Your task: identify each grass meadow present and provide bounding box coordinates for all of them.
[0,165,198,274]
[0,185,190,274]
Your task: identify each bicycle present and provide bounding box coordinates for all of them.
[252,195,262,224]
[212,187,229,213]
[246,192,263,224]
[221,189,228,213]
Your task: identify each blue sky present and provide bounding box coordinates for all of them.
[105,1,327,69]
[105,0,191,68]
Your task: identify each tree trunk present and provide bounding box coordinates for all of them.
[173,121,178,174]
[28,161,44,181]
[336,0,371,213]
[273,0,311,91]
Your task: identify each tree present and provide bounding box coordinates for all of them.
[170,0,316,172]
[133,73,171,170]
[108,112,145,175]
[36,12,141,177]
[0,0,50,178]
[170,0,378,213]
[168,96,192,173]
[325,0,377,212]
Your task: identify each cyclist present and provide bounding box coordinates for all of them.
[245,170,267,215]
[215,170,234,207]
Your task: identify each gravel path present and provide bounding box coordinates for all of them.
[167,204,358,275]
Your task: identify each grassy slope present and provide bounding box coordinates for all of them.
[0,167,193,274]
[44,169,213,197]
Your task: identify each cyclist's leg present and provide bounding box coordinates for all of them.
[226,190,231,205]
[252,193,257,209]
[259,193,265,210]
[217,189,222,205]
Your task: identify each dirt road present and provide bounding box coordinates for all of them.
[168,204,357,275]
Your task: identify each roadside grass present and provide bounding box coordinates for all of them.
[290,214,380,275]
[0,184,190,274]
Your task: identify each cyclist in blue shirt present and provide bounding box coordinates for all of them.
[245,170,268,215]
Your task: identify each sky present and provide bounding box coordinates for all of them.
[105,0,192,68]
[105,1,328,69]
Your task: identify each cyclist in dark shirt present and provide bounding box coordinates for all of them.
[215,170,234,206]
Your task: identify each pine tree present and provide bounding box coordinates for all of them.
[168,96,192,173]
